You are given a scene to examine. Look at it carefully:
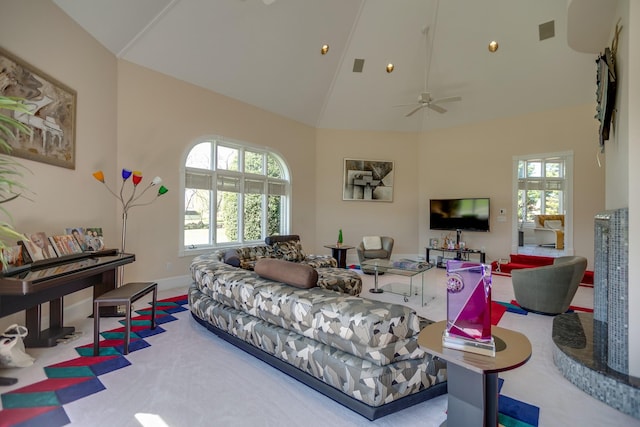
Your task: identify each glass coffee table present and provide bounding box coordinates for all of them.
[361,259,434,305]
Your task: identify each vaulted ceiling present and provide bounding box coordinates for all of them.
[53,0,611,133]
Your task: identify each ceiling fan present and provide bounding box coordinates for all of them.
[402,92,462,117]
[399,0,462,118]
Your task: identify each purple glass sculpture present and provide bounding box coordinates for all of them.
[443,260,494,355]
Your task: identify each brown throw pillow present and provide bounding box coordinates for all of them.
[254,258,318,289]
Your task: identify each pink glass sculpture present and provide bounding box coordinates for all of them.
[443,260,494,355]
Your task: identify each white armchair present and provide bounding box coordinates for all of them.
[357,236,394,274]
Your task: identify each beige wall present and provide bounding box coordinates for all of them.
[314,130,420,262]
[607,0,640,377]
[0,0,118,327]
[117,61,317,282]
[314,105,604,269]
[418,104,603,268]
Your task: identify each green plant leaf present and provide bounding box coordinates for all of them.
[0,95,33,267]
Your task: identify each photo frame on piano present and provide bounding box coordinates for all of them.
[21,232,58,262]
[65,227,89,252]
[1,245,26,271]
[49,235,83,256]
[85,227,105,251]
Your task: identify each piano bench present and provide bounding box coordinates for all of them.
[93,282,157,356]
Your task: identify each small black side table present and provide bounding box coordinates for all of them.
[324,244,354,268]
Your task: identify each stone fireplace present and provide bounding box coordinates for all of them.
[551,208,638,419]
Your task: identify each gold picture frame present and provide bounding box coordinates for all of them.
[0,46,76,169]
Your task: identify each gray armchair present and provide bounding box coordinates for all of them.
[357,236,394,274]
[511,256,587,315]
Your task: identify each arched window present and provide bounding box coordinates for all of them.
[181,137,290,254]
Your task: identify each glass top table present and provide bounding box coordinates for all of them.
[361,258,434,306]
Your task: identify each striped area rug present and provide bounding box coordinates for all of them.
[0,295,188,427]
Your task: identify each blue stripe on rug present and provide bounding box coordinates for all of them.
[499,394,540,426]
[55,378,105,405]
[496,301,529,315]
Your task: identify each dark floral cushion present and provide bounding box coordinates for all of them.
[273,240,306,262]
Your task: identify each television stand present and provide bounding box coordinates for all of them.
[426,247,486,269]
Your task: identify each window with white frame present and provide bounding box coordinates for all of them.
[182,138,290,252]
[517,156,566,226]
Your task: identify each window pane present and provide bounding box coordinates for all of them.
[243,193,263,240]
[526,190,542,221]
[218,191,239,243]
[268,195,282,236]
[268,154,284,178]
[517,190,526,224]
[217,145,239,171]
[545,162,563,178]
[517,161,526,179]
[245,150,264,175]
[186,142,211,169]
[184,189,211,246]
[527,161,542,177]
[544,191,562,214]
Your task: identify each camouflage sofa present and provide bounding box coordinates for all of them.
[188,248,447,420]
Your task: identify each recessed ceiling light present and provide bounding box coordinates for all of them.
[320,44,329,55]
[488,40,499,52]
[386,63,394,73]
[539,20,555,41]
[352,58,365,73]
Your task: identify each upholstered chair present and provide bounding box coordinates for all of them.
[511,256,587,315]
[357,236,394,274]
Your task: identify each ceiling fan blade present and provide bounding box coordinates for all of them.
[427,103,447,114]
[432,96,462,104]
[405,104,426,117]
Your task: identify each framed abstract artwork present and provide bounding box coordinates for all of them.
[342,158,394,202]
[0,46,76,169]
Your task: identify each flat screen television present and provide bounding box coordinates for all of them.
[430,198,490,232]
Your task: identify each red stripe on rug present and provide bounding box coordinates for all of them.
[48,356,120,368]
[568,305,593,313]
[10,377,93,393]
[491,301,507,325]
[0,406,65,426]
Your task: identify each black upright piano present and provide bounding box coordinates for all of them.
[0,251,135,348]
